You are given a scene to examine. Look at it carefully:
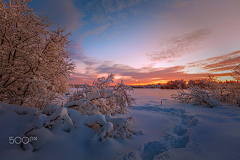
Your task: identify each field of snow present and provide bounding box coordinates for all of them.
[0,89,240,160]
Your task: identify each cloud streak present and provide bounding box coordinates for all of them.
[171,0,190,8]
[94,62,230,84]
[70,50,240,84]
[81,23,111,41]
[200,51,240,72]
[93,63,217,84]
[67,42,100,66]
[148,29,211,61]
[101,0,141,12]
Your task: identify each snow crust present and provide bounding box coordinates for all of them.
[0,89,240,160]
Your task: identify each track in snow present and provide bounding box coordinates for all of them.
[120,106,198,160]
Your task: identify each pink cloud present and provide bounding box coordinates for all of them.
[187,50,240,72]
[70,50,240,84]
[147,29,211,61]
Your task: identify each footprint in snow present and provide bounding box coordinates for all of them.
[120,107,198,160]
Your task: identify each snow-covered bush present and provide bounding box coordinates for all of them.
[64,74,135,115]
[0,101,141,151]
[172,75,220,108]
[230,65,240,106]
[217,83,239,104]
[84,114,139,143]
[0,74,140,151]
[171,86,220,108]
[0,0,74,107]
[173,71,240,107]
[231,64,240,82]
[61,74,139,142]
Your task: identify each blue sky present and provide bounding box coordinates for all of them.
[29,0,240,84]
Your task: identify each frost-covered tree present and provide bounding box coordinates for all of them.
[173,71,240,107]
[231,64,240,82]
[230,65,240,106]
[0,0,74,106]
[172,86,220,108]
[172,75,220,108]
[65,74,135,115]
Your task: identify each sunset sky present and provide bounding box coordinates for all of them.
[29,0,240,84]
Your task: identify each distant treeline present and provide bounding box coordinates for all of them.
[70,79,239,89]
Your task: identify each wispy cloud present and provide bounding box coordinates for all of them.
[115,0,141,11]
[31,0,84,32]
[100,0,141,12]
[81,23,111,41]
[70,50,240,84]
[201,51,240,72]
[67,42,99,66]
[92,62,210,84]
[91,13,114,24]
[69,72,96,84]
[95,62,232,84]
[101,0,115,12]
[171,0,190,8]
[147,29,211,61]
[186,50,240,74]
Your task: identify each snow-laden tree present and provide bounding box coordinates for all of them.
[172,86,220,108]
[64,74,141,140]
[61,74,140,141]
[0,0,74,106]
[172,75,220,108]
[231,64,240,82]
[230,64,240,106]
[173,71,240,107]
[64,74,135,115]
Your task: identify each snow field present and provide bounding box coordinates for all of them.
[0,89,240,160]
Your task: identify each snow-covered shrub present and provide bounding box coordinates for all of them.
[15,103,140,151]
[0,0,74,107]
[217,83,239,104]
[172,86,220,108]
[64,74,135,115]
[172,76,220,108]
[0,74,139,151]
[82,114,140,143]
[61,74,140,142]
[214,65,240,106]
[231,64,240,81]
[229,65,240,106]
[172,72,240,107]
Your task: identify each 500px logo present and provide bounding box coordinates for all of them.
[9,136,37,144]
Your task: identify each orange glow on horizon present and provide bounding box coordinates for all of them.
[69,75,236,85]
[127,76,235,85]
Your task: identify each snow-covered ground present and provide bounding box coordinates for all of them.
[0,89,239,160]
